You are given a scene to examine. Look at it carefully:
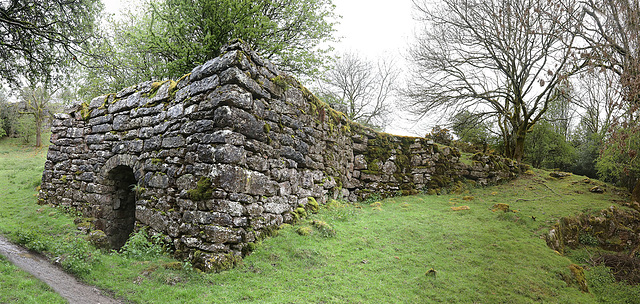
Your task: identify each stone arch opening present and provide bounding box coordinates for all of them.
[104,165,138,249]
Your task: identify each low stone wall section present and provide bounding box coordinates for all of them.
[40,41,519,271]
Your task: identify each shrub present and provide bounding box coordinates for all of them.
[15,229,49,252]
[524,121,576,170]
[54,238,96,277]
[120,228,165,259]
[597,126,640,191]
[578,233,599,246]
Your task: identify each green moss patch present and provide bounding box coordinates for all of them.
[187,177,213,201]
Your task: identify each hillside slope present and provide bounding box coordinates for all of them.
[0,136,637,303]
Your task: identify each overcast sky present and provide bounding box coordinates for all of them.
[101,0,416,60]
[101,0,422,136]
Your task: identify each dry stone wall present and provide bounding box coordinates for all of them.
[40,40,519,271]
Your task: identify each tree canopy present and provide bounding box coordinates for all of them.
[406,0,583,162]
[0,0,102,85]
[581,0,640,103]
[83,0,338,96]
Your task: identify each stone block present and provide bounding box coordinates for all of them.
[162,136,186,149]
[219,67,270,100]
[263,202,290,215]
[354,154,367,170]
[149,173,170,189]
[167,103,183,119]
[213,106,266,141]
[91,124,112,134]
[214,144,246,165]
[190,50,241,82]
[191,74,220,97]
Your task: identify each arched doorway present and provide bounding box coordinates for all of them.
[104,165,137,249]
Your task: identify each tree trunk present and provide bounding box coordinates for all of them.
[509,126,527,163]
[35,118,42,148]
[513,134,526,163]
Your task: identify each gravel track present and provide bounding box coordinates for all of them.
[0,235,120,304]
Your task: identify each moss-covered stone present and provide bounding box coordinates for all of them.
[311,220,336,237]
[187,177,213,201]
[306,197,319,213]
[271,75,290,90]
[491,203,511,212]
[295,207,308,219]
[569,264,589,293]
[162,261,183,270]
[87,230,108,249]
[296,226,313,236]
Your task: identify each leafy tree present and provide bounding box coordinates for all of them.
[406,0,584,162]
[571,129,603,178]
[450,110,494,150]
[0,92,17,137]
[317,52,398,130]
[569,70,620,178]
[16,115,35,144]
[0,117,5,138]
[426,125,453,146]
[18,86,53,147]
[0,90,7,138]
[597,126,640,190]
[524,121,576,170]
[0,0,102,86]
[580,1,640,195]
[545,81,575,140]
[84,0,338,95]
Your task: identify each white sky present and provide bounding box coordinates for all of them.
[101,0,422,136]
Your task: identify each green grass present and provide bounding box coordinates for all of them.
[459,151,474,165]
[0,135,637,303]
[0,136,66,303]
[0,255,66,303]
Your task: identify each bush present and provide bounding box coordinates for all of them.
[15,230,49,252]
[120,228,165,259]
[54,238,96,277]
[0,118,6,138]
[524,122,576,170]
[596,126,640,191]
[570,132,602,178]
[425,125,453,145]
[16,116,35,144]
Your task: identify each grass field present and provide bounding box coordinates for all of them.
[0,134,638,303]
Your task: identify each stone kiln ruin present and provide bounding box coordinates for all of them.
[39,41,520,271]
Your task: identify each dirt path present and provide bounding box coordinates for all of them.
[0,235,120,304]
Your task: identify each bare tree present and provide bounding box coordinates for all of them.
[318,52,399,130]
[406,0,583,162]
[581,0,640,106]
[545,80,575,141]
[579,1,640,195]
[572,70,621,136]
